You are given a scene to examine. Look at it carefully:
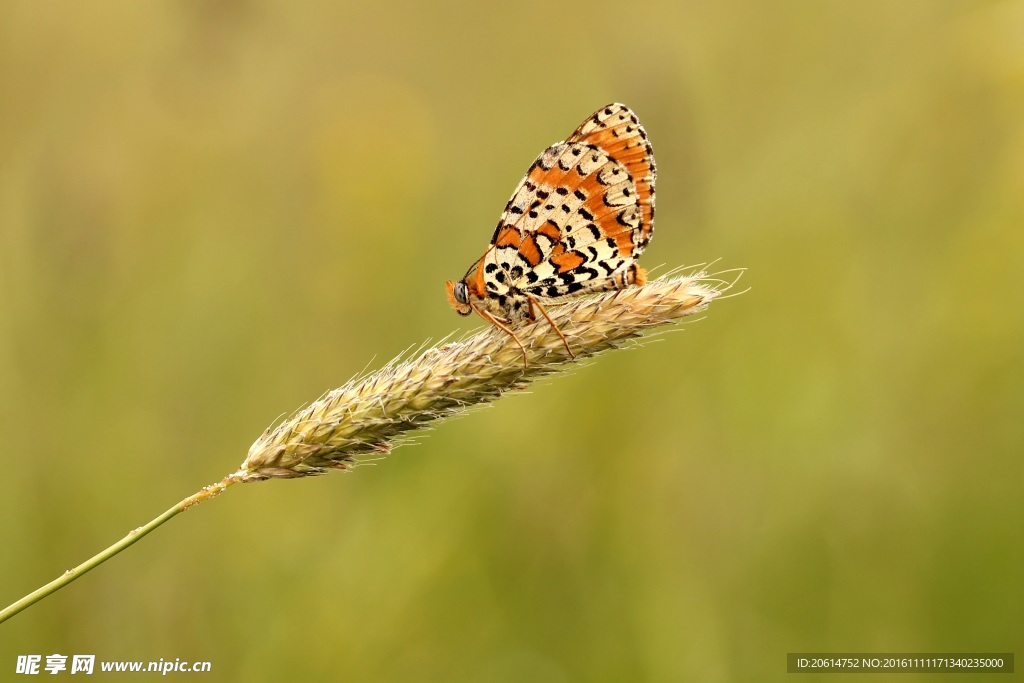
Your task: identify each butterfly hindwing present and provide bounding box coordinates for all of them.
[487,103,655,301]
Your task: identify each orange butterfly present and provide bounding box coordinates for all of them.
[447,103,655,364]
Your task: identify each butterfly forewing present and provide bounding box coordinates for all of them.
[568,104,656,247]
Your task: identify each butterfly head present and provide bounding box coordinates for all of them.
[446,279,473,316]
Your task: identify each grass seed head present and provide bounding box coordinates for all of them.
[239,273,727,481]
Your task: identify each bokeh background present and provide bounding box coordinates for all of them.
[2,1,1022,680]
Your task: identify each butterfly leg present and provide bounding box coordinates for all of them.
[526,295,575,360]
[474,306,529,369]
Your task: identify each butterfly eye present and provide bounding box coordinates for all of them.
[454,281,469,305]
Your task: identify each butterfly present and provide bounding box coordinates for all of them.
[446,103,655,364]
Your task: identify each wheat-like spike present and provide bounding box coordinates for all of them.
[0,271,735,624]
[238,273,725,481]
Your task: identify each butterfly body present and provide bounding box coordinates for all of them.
[447,103,655,359]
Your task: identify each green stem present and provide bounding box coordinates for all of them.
[0,473,243,625]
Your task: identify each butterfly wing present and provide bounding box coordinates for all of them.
[566,103,655,249]
[484,103,656,302]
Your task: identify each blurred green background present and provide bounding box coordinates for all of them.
[2,1,1022,680]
